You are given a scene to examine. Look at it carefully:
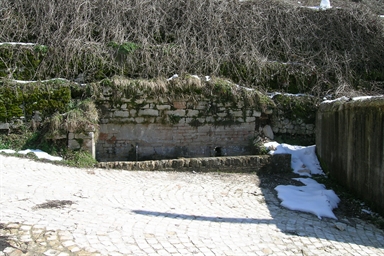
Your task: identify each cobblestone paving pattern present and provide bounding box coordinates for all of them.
[1,155,383,255]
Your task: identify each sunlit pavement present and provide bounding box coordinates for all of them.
[1,155,383,256]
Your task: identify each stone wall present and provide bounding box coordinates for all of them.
[97,96,267,161]
[316,97,384,215]
[98,154,292,173]
[270,94,317,137]
[68,132,96,159]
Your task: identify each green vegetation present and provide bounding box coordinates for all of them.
[0,80,72,122]
[99,75,275,111]
[272,94,319,124]
[60,150,98,168]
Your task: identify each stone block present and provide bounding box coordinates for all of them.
[114,110,129,118]
[165,110,186,116]
[186,110,199,117]
[135,99,145,104]
[138,109,159,116]
[173,101,186,109]
[68,139,81,150]
[197,125,212,134]
[129,109,137,116]
[271,126,278,134]
[230,110,243,117]
[246,117,256,122]
[196,102,208,110]
[134,117,145,123]
[157,104,171,110]
[68,133,75,140]
[306,124,315,130]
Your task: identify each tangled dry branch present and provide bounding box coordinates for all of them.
[0,0,383,96]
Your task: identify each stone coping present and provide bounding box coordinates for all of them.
[97,154,291,173]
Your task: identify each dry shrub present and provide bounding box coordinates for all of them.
[1,0,383,96]
[47,100,99,139]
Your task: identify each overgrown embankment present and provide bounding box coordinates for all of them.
[1,0,383,95]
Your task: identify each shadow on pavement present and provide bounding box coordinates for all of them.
[132,210,271,224]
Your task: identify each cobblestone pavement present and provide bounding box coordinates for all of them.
[1,155,384,256]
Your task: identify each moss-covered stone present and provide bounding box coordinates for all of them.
[0,80,72,121]
[272,94,318,124]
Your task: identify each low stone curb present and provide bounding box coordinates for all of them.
[97,154,291,173]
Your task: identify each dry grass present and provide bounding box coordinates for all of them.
[47,100,99,139]
[0,0,383,96]
[100,74,275,111]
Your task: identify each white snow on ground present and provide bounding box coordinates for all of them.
[0,149,62,161]
[167,74,179,81]
[321,96,349,104]
[267,92,313,98]
[320,0,331,9]
[321,95,383,104]
[264,141,340,219]
[275,178,340,219]
[264,142,323,176]
[0,42,36,46]
[10,78,70,84]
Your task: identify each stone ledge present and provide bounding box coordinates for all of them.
[97,154,291,173]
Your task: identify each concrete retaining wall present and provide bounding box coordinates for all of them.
[316,97,384,215]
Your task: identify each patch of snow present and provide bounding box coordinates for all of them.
[264,142,324,176]
[321,96,349,104]
[362,209,372,214]
[167,74,178,81]
[304,6,321,10]
[190,75,200,80]
[267,92,313,98]
[0,149,16,154]
[1,149,62,161]
[352,95,383,101]
[275,177,340,219]
[265,141,340,219]
[352,96,373,101]
[320,0,331,10]
[0,42,36,46]
[11,78,70,84]
[235,84,254,91]
[321,95,383,103]
[205,76,211,82]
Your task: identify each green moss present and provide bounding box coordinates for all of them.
[188,118,204,127]
[108,41,140,55]
[0,81,72,122]
[168,114,182,124]
[272,94,318,123]
[0,86,24,121]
